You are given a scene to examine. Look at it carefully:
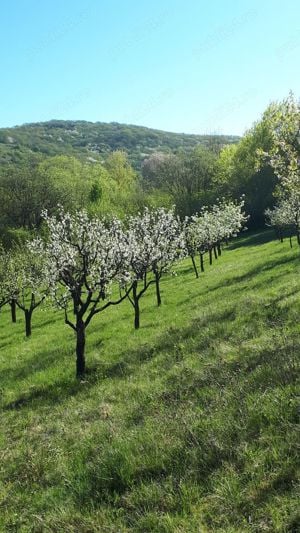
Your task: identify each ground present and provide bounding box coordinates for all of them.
[0,230,299,532]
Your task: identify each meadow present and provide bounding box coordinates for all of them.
[0,230,299,532]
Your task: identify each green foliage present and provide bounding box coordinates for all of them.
[0,96,298,229]
[0,120,237,170]
[0,231,298,531]
[0,227,32,249]
[142,147,218,217]
[0,152,144,232]
[216,113,277,227]
[0,155,96,229]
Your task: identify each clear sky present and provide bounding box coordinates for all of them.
[0,0,299,135]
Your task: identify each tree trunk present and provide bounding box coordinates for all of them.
[297,231,300,246]
[25,309,32,337]
[213,246,218,259]
[289,235,293,248]
[200,254,204,273]
[10,299,17,323]
[209,248,213,265]
[155,271,161,306]
[217,243,222,256]
[191,255,199,278]
[132,282,140,329]
[76,318,86,377]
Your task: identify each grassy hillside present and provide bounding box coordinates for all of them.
[0,120,239,169]
[0,231,299,532]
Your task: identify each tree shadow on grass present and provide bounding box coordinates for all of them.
[227,229,275,250]
[33,315,62,330]
[3,375,95,410]
[177,252,299,310]
[184,254,299,304]
[2,283,298,416]
[71,314,300,511]
[0,339,16,350]
[1,304,238,412]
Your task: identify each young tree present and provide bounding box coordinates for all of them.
[144,208,185,307]
[0,246,11,313]
[151,209,186,307]
[265,199,299,245]
[6,248,47,336]
[30,208,132,377]
[184,216,208,278]
[124,208,185,327]
[124,210,158,329]
[184,198,247,278]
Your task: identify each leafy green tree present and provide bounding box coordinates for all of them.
[0,156,58,230]
[104,151,144,216]
[0,155,106,233]
[257,92,300,201]
[216,111,276,226]
[257,93,300,243]
[142,147,218,217]
[5,247,47,336]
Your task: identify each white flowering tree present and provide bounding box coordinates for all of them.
[258,94,300,194]
[213,197,248,246]
[184,216,208,277]
[265,197,299,246]
[30,208,132,377]
[124,210,160,330]
[5,247,47,337]
[145,207,186,306]
[257,93,300,243]
[184,198,247,278]
[0,246,11,313]
[124,208,185,329]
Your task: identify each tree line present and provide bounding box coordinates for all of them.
[0,200,247,377]
[1,94,297,248]
[0,91,298,378]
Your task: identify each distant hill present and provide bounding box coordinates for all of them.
[0,120,239,169]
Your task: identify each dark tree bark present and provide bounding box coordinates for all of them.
[155,271,161,306]
[217,243,222,256]
[290,235,293,248]
[127,277,154,330]
[10,299,17,323]
[16,293,44,338]
[132,281,140,329]
[200,253,204,273]
[25,309,32,337]
[76,317,86,377]
[191,255,199,278]
[209,248,213,265]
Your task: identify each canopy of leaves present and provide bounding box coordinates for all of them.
[0,120,238,170]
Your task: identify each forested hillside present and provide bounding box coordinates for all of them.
[0,120,238,169]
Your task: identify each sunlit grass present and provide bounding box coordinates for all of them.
[0,230,299,532]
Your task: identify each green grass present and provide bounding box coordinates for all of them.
[0,230,299,532]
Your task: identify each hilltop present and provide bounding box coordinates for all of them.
[0,231,298,532]
[0,120,239,169]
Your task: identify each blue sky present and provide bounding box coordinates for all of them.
[0,0,299,134]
